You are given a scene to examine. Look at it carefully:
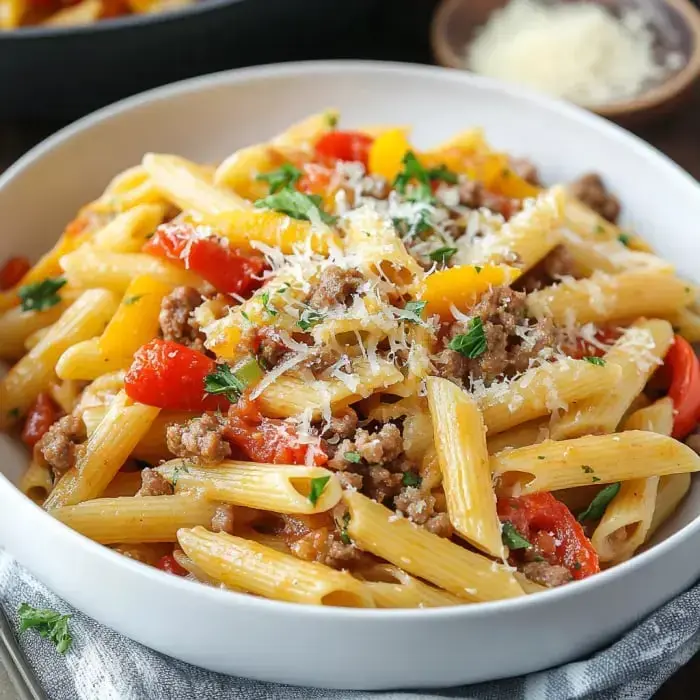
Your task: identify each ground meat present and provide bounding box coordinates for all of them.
[459,181,522,220]
[322,408,359,442]
[393,486,436,525]
[306,265,365,310]
[136,468,173,497]
[436,286,561,385]
[35,414,86,477]
[686,433,700,455]
[355,424,403,464]
[166,413,231,465]
[521,561,573,588]
[516,245,580,293]
[253,327,291,370]
[509,157,541,186]
[159,286,206,352]
[569,173,621,223]
[424,512,454,539]
[211,504,235,534]
[302,345,340,374]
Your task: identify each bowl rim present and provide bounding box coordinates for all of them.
[2,58,700,621]
[430,0,700,118]
[0,0,242,39]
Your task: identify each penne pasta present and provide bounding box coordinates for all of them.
[647,473,692,541]
[20,460,53,505]
[91,203,166,253]
[178,527,374,607]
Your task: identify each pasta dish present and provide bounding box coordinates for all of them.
[0,0,192,30]
[2,112,699,608]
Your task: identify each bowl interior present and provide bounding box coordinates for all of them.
[2,60,700,558]
[434,0,697,109]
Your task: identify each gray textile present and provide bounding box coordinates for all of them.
[1,551,698,700]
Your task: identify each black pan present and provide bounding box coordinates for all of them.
[0,0,381,119]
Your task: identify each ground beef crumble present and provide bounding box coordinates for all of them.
[521,561,573,588]
[569,172,621,224]
[159,286,207,352]
[459,181,522,220]
[35,414,86,478]
[306,265,365,310]
[166,412,231,465]
[516,245,580,293]
[509,157,541,186]
[136,468,173,497]
[435,286,561,385]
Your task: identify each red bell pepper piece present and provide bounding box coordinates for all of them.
[665,335,700,439]
[156,554,188,576]
[143,223,266,297]
[315,131,374,169]
[498,492,600,580]
[125,339,227,412]
[21,393,60,448]
[0,256,31,291]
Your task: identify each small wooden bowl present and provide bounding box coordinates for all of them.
[431,0,700,125]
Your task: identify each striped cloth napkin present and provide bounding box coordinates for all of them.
[1,550,699,700]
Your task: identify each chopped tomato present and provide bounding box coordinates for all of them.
[143,223,267,297]
[125,339,227,412]
[564,326,623,360]
[315,131,374,169]
[0,256,31,291]
[225,399,327,466]
[498,492,599,580]
[63,214,90,238]
[21,393,59,449]
[297,164,335,197]
[156,554,188,577]
[665,335,700,439]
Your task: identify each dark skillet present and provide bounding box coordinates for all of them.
[0,0,381,120]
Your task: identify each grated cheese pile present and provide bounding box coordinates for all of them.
[467,0,684,105]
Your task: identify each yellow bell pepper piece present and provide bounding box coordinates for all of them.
[420,264,521,319]
[368,128,413,182]
[98,275,171,362]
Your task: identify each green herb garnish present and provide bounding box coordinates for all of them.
[18,277,66,312]
[171,464,190,487]
[583,356,606,366]
[402,471,422,487]
[18,603,72,654]
[123,294,145,306]
[397,300,427,325]
[256,163,302,194]
[393,151,457,203]
[501,522,531,550]
[297,307,325,331]
[344,451,361,464]
[578,483,620,522]
[308,475,331,506]
[618,233,631,247]
[340,512,351,545]
[7,408,20,419]
[448,317,487,359]
[581,465,594,474]
[260,290,278,317]
[254,189,337,224]
[428,247,458,264]
[204,358,263,402]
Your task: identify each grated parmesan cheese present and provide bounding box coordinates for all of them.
[468,0,684,105]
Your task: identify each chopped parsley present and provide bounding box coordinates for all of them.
[297,307,325,331]
[326,112,338,129]
[402,471,422,487]
[260,290,278,317]
[501,522,531,550]
[537,455,545,460]
[577,483,621,522]
[428,247,458,264]
[474,266,482,273]
[18,277,66,312]
[255,163,302,194]
[18,603,72,654]
[448,317,487,359]
[618,233,631,247]
[397,300,427,325]
[340,512,351,545]
[595,224,605,235]
[123,294,145,306]
[393,151,457,203]
[308,475,331,506]
[171,464,190,487]
[583,356,606,366]
[581,465,594,474]
[204,358,262,402]
[241,310,251,322]
[591,476,601,483]
[254,188,337,224]
[344,451,361,464]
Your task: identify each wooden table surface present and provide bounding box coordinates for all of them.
[1,1,699,696]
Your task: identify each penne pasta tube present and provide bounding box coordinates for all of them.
[43,0,101,26]
[52,495,217,544]
[0,289,119,427]
[101,471,144,498]
[56,338,123,381]
[60,248,202,294]
[486,418,550,454]
[92,165,167,213]
[526,270,695,325]
[514,573,548,595]
[647,473,692,541]
[156,460,342,515]
[344,491,524,602]
[360,565,464,608]
[478,357,619,435]
[235,529,290,554]
[44,391,160,509]
[492,431,700,496]
[427,377,504,558]
[91,203,166,253]
[178,527,374,607]
[0,299,72,361]
[550,319,673,440]
[20,460,53,505]
[172,549,239,588]
[666,307,700,343]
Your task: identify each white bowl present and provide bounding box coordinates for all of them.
[2,61,700,691]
